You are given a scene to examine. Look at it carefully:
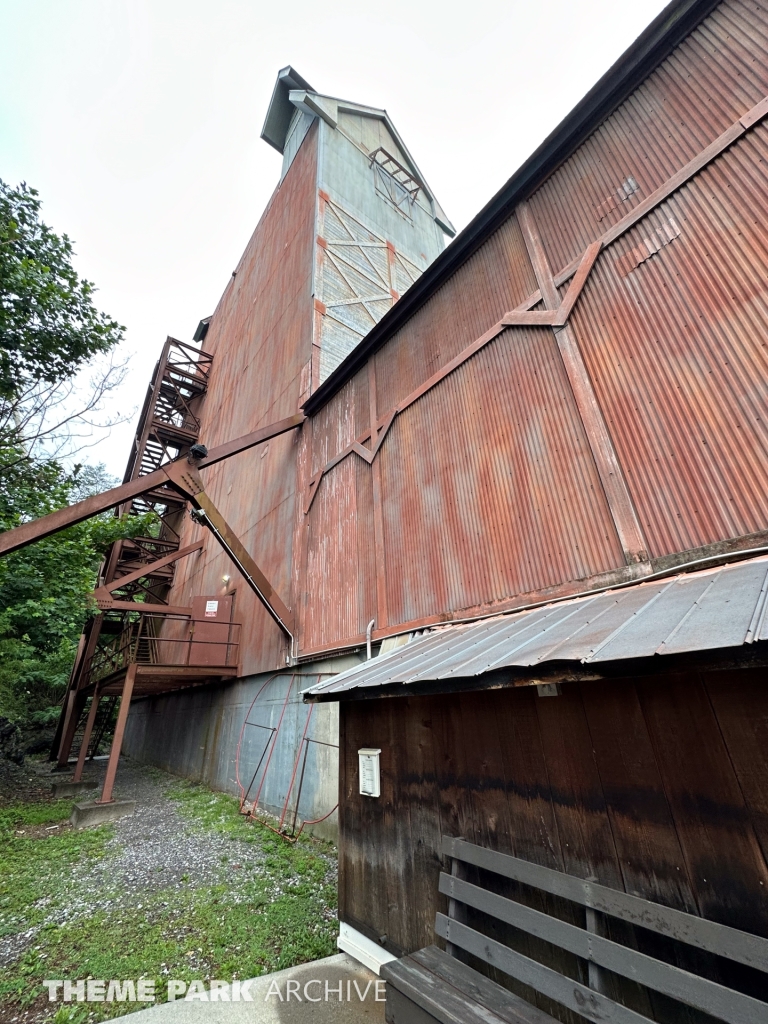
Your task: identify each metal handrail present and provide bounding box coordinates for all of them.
[83,613,241,685]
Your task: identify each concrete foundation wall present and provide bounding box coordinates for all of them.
[122,655,362,840]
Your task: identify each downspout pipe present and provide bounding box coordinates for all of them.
[366,619,375,661]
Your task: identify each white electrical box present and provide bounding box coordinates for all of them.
[358,748,381,798]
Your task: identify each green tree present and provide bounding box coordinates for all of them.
[0,452,153,725]
[0,181,142,727]
[0,179,123,400]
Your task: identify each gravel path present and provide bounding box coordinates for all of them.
[74,759,269,897]
[1,757,336,969]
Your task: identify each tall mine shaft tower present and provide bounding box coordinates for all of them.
[111,68,454,826]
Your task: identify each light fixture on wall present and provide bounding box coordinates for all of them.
[222,574,231,585]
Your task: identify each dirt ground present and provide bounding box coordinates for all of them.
[0,758,57,804]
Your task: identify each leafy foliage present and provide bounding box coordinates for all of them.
[0,181,141,727]
[0,180,123,401]
[0,451,153,725]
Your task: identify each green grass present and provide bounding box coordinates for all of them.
[0,800,113,937]
[0,779,338,1020]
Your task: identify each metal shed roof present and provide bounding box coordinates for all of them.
[304,555,768,699]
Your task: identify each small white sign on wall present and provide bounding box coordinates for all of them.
[358,748,381,798]
[205,600,219,618]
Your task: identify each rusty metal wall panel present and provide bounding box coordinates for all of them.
[529,0,768,277]
[303,456,366,650]
[308,555,768,697]
[569,123,768,556]
[167,122,319,674]
[300,375,375,652]
[374,213,538,416]
[308,377,358,480]
[375,324,622,628]
[297,0,768,651]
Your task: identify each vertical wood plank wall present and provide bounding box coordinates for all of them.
[339,668,768,1019]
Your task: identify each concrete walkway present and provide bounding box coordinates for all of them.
[131,954,385,1023]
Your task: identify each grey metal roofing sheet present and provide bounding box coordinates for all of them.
[304,556,768,698]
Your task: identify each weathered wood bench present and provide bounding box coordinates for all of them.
[381,836,768,1024]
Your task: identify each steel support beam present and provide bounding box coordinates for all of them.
[55,690,87,770]
[97,665,136,804]
[98,540,203,595]
[190,492,295,640]
[73,688,101,783]
[0,414,305,558]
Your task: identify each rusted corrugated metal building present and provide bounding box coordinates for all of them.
[115,0,768,1013]
[120,69,454,828]
[295,0,768,1015]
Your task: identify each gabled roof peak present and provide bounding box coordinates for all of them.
[260,66,315,154]
[260,66,454,236]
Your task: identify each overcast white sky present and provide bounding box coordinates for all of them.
[1,0,669,477]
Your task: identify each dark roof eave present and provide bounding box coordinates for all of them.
[304,640,768,703]
[302,0,720,417]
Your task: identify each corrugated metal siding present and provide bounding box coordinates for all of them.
[374,213,538,416]
[377,324,623,628]
[168,121,319,674]
[303,455,362,649]
[307,554,768,696]
[529,0,768,276]
[570,121,768,556]
[297,0,768,652]
[301,378,377,651]
[155,0,768,661]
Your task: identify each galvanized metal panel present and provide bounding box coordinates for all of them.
[656,559,768,654]
[591,575,718,661]
[305,556,768,696]
[123,666,344,839]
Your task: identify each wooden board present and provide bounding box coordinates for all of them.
[636,674,768,938]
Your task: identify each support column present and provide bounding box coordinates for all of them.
[97,666,136,805]
[55,690,86,771]
[73,688,101,783]
[368,360,388,629]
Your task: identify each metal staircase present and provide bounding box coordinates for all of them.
[50,337,213,764]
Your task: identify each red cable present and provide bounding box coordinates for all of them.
[233,672,281,805]
[251,673,294,813]
[277,703,314,829]
[291,802,339,842]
